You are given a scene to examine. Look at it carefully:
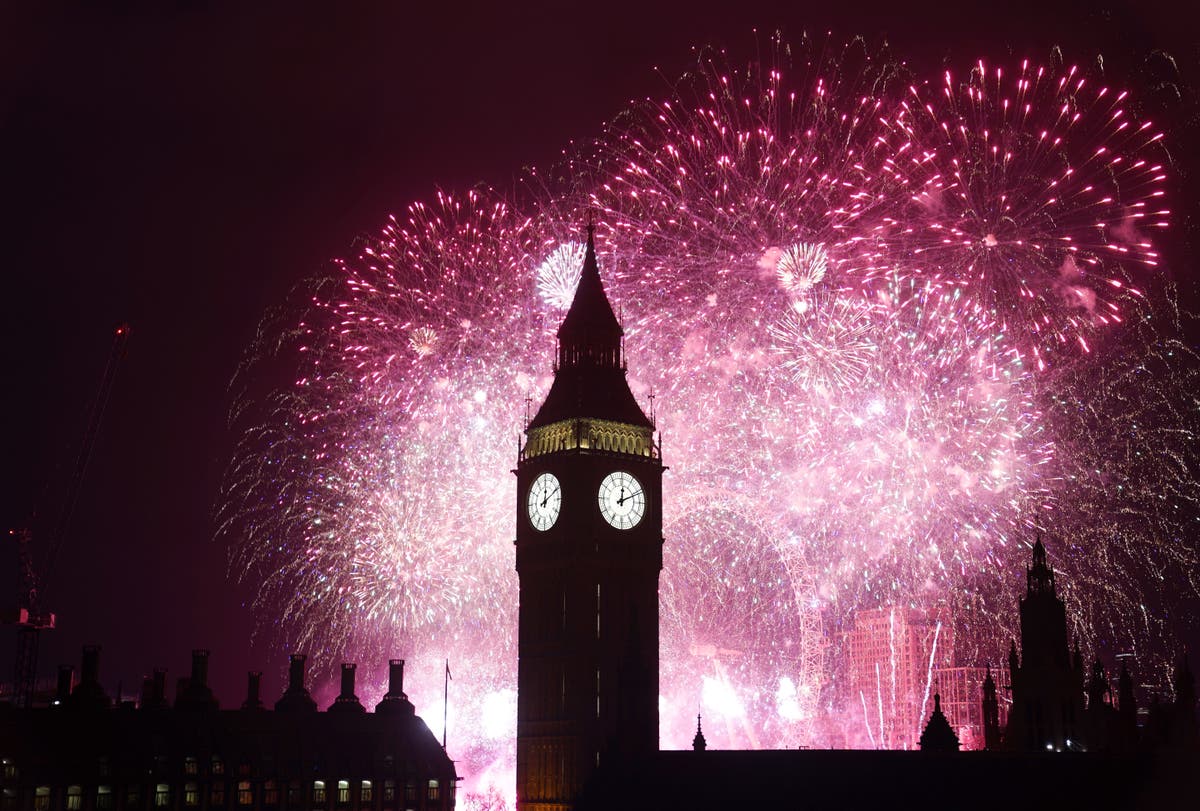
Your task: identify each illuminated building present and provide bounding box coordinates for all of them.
[0,650,457,811]
[932,665,1010,751]
[843,604,953,750]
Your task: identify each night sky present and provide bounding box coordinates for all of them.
[3,1,1199,710]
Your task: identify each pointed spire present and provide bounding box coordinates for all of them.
[556,221,623,369]
[527,219,653,431]
[1026,534,1056,597]
[693,712,707,751]
[919,692,960,752]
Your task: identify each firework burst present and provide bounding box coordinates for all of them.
[873,58,1171,366]
[220,34,1195,804]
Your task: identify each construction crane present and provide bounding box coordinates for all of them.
[6,323,129,708]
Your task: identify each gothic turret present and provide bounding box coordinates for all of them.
[1005,537,1085,751]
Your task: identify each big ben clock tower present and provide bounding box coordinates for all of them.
[515,224,662,811]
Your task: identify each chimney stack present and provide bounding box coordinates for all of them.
[329,663,365,713]
[274,653,317,712]
[242,672,264,711]
[191,650,210,687]
[388,659,406,698]
[69,645,111,710]
[375,658,415,716]
[289,654,306,691]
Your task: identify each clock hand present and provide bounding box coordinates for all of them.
[617,488,628,506]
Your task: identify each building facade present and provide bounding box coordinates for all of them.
[844,605,954,750]
[0,651,457,811]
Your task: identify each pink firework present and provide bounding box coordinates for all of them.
[873,58,1171,366]
[219,36,1196,806]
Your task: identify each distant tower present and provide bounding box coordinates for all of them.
[981,666,1002,750]
[515,225,663,811]
[692,714,707,752]
[1116,663,1138,749]
[1005,537,1085,751]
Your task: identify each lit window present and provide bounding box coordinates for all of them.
[184,757,198,776]
[382,780,395,803]
[336,781,349,805]
[237,781,253,806]
[312,781,326,804]
[262,781,279,806]
[359,781,372,803]
[404,782,417,804]
[154,785,170,808]
[67,786,82,811]
[426,781,439,802]
[184,784,199,807]
[34,787,50,811]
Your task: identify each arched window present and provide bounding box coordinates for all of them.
[66,787,82,811]
[336,781,349,805]
[312,781,326,805]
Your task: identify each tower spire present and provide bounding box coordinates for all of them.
[527,220,652,430]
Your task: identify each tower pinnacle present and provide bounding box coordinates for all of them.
[527,223,652,430]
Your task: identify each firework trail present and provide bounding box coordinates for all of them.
[219,33,1197,803]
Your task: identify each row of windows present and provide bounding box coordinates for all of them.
[7,780,443,811]
[3,759,429,786]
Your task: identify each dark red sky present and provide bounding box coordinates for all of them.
[2,1,1198,706]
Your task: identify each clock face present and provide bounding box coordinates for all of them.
[598,471,646,529]
[527,472,562,531]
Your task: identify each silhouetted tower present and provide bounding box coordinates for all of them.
[1086,659,1110,713]
[981,666,1002,750]
[515,225,663,811]
[1005,537,1085,751]
[919,693,960,751]
[1084,657,1118,751]
[1170,655,1198,747]
[692,714,707,752]
[1116,663,1138,750]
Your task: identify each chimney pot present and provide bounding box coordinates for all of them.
[288,654,307,691]
[191,650,210,687]
[388,659,406,697]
